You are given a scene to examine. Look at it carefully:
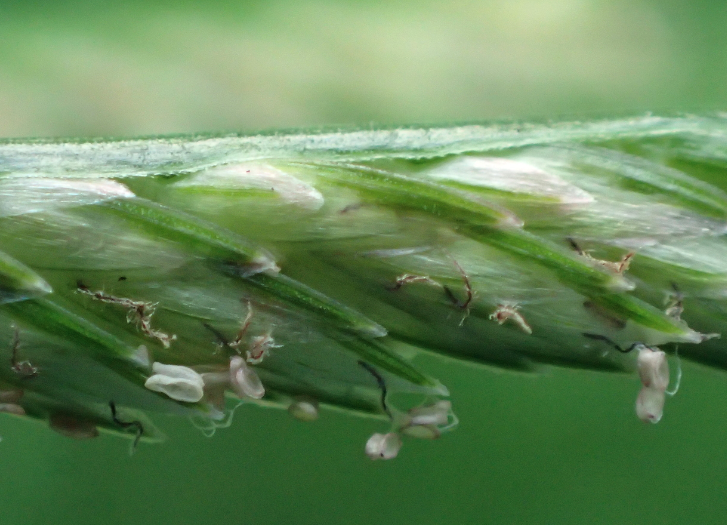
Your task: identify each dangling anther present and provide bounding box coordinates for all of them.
[365,432,402,460]
[635,346,671,424]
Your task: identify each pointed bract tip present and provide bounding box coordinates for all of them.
[497,213,525,230]
[35,277,53,295]
[607,275,636,292]
[361,322,388,339]
[430,380,450,397]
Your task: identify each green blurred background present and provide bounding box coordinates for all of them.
[2,1,727,524]
[2,0,727,138]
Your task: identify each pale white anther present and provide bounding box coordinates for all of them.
[150,362,202,382]
[288,397,319,422]
[637,346,669,391]
[406,400,452,427]
[365,432,402,460]
[634,346,672,423]
[636,386,666,424]
[229,356,265,400]
[144,362,205,403]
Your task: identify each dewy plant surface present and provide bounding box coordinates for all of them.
[1,113,727,457]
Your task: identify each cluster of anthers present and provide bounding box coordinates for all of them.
[567,243,687,424]
[75,285,277,418]
[1,246,705,455]
[365,400,458,461]
[144,302,276,411]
